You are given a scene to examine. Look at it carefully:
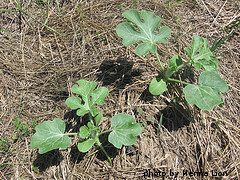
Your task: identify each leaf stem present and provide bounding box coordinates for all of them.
[155,52,165,72]
[98,129,112,136]
[95,136,112,166]
[167,78,190,85]
[64,133,78,136]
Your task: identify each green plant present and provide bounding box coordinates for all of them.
[0,0,62,36]
[12,118,37,140]
[168,0,184,8]
[116,9,228,111]
[30,79,142,165]
[12,93,37,140]
[211,17,240,52]
[0,137,10,152]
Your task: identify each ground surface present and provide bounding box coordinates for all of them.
[0,0,239,179]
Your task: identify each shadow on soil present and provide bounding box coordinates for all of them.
[96,58,141,88]
[155,101,194,132]
[33,149,63,172]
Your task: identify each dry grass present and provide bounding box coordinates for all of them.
[0,0,239,179]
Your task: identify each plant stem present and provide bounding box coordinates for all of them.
[89,113,95,125]
[167,78,190,85]
[95,136,112,166]
[64,133,78,136]
[98,129,112,136]
[155,52,165,72]
[0,9,19,12]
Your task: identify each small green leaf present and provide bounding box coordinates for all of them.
[87,121,95,129]
[94,113,103,126]
[183,71,228,111]
[91,87,109,106]
[164,55,183,78]
[79,126,90,139]
[77,139,95,152]
[149,78,167,95]
[66,80,108,117]
[116,9,171,56]
[65,96,82,110]
[76,108,89,116]
[185,35,218,71]
[71,79,97,102]
[108,113,142,149]
[30,118,71,154]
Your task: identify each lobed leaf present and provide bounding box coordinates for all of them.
[116,9,171,56]
[91,87,109,106]
[71,79,97,101]
[108,113,142,149]
[185,35,218,71]
[30,118,71,154]
[65,80,109,119]
[183,71,228,111]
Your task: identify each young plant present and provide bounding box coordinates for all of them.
[30,79,142,165]
[116,9,228,111]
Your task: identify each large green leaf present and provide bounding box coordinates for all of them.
[108,113,142,149]
[185,35,218,71]
[183,71,228,111]
[149,78,167,95]
[30,118,71,154]
[116,9,171,56]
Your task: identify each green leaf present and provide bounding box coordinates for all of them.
[149,78,167,95]
[76,108,89,116]
[167,55,183,72]
[185,35,218,71]
[66,80,109,117]
[77,139,95,152]
[183,71,228,111]
[79,126,90,139]
[65,96,82,110]
[164,55,183,78]
[30,118,71,154]
[94,113,103,126]
[71,79,97,102]
[108,113,142,149]
[91,87,109,106]
[87,122,100,138]
[116,9,171,56]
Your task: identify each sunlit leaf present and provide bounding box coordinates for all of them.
[149,78,167,95]
[116,9,171,56]
[31,118,71,154]
[108,113,142,149]
[185,35,218,71]
[183,71,228,110]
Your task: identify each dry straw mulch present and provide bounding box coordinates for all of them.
[0,0,239,179]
